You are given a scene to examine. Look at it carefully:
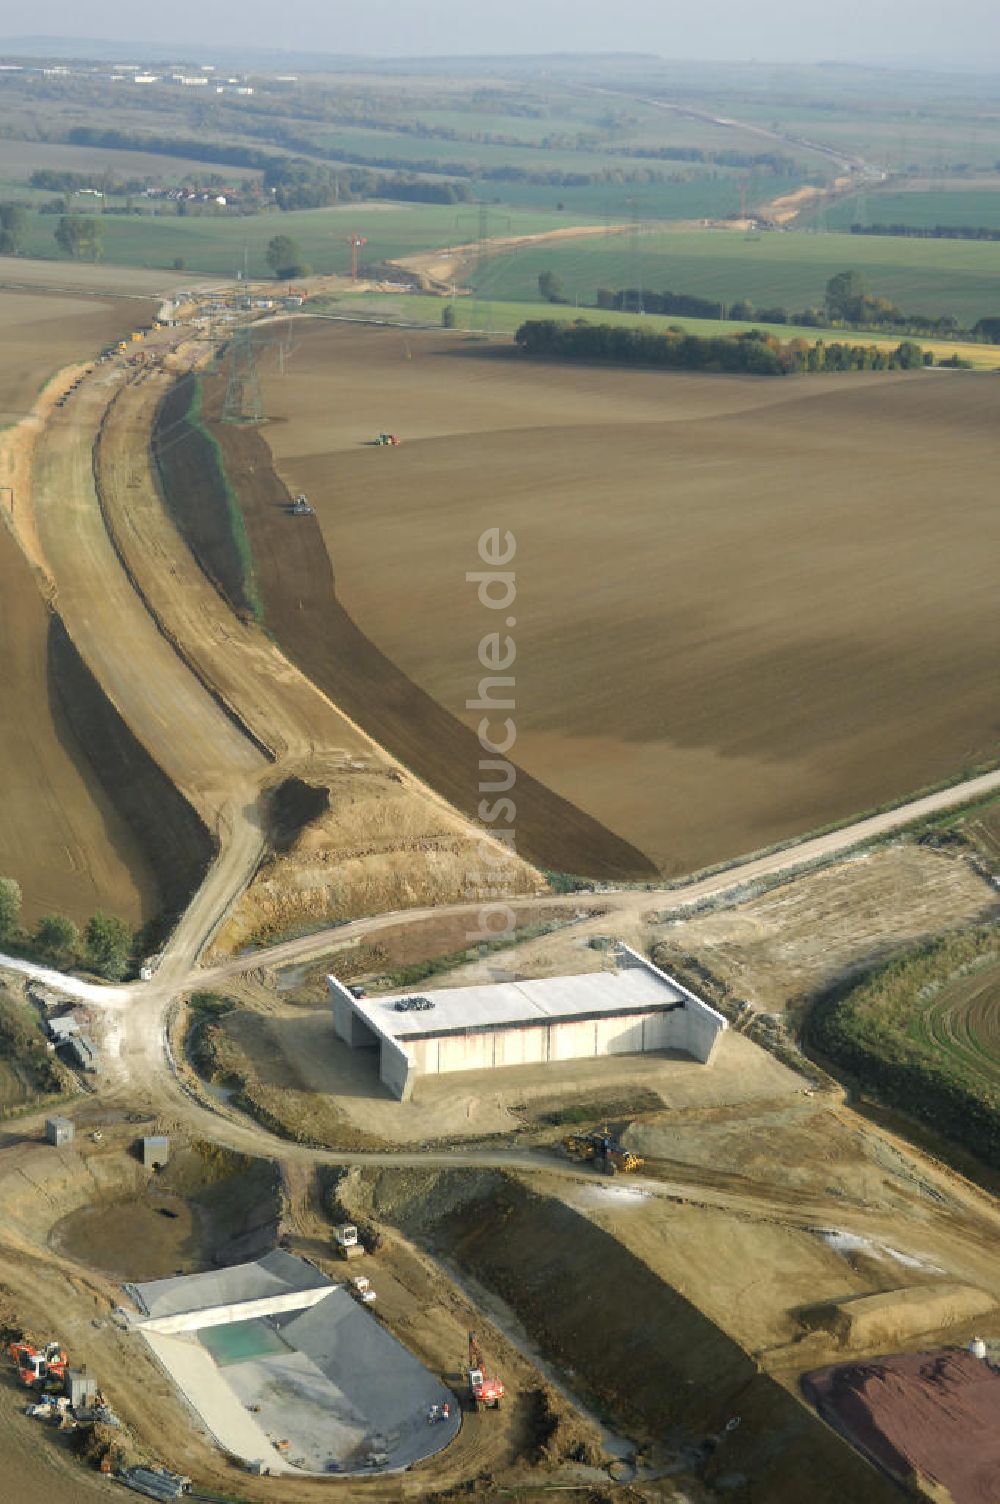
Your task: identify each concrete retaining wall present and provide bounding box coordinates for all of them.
[140,1285,331,1336]
[379,1034,415,1102]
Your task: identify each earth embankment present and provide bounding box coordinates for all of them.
[0,519,158,928]
[48,615,216,928]
[351,1168,901,1503]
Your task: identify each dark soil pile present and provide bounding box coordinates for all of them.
[804,1349,1000,1502]
[266,776,330,854]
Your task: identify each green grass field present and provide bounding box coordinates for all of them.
[809,927,1000,1166]
[824,189,1000,232]
[474,226,1000,325]
[16,201,590,278]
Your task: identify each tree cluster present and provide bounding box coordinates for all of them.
[54,215,103,260]
[265,234,310,279]
[0,202,26,255]
[0,877,134,980]
[514,319,928,376]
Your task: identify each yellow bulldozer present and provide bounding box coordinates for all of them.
[563,1129,643,1176]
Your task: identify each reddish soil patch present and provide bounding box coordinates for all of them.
[804,1349,1000,1501]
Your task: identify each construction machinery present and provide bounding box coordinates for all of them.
[332,1223,364,1261]
[10,1339,68,1388]
[562,1129,643,1177]
[467,1332,504,1411]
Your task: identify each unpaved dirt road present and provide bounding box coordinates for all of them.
[192,762,1000,982]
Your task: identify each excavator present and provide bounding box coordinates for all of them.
[562,1128,643,1176]
[10,1339,68,1388]
[467,1331,504,1411]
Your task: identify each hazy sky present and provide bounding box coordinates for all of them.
[4,0,999,66]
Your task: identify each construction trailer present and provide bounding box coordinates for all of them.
[330,941,727,1101]
[66,1369,98,1407]
[45,1117,74,1147]
[142,1136,170,1169]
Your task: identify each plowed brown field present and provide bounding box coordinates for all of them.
[0,288,152,425]
[255,323,1000,876]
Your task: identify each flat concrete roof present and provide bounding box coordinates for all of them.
[346,957,687,1044]
[130,1250,330,1322]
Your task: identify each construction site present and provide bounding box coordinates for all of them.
[0,240,997,1504]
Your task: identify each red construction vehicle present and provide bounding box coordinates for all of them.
[467,1331,504,1411]
[9,1340,68,1388]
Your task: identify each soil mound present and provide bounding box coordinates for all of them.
[804,1349,1000,1501]
[812,1284,996,1351]
[266,776,331,854]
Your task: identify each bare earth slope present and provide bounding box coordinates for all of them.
[0,521,157,926]
[257,325,1000,875]
[0,288,167,924]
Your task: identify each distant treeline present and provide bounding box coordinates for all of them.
[30,167,149,194]
[597,286,805,324]
[851,222,1000,242]
[59,125,738,203]
[261,159,473,207]
[610,143,798,176]
[596,281,966,338]
[62,128,473,206]
[514,319,929,375]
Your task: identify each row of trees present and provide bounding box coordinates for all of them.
[0,877,133,980]
[589,271,966,339]
[514,319,929,375]
[851,222,1000,243]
